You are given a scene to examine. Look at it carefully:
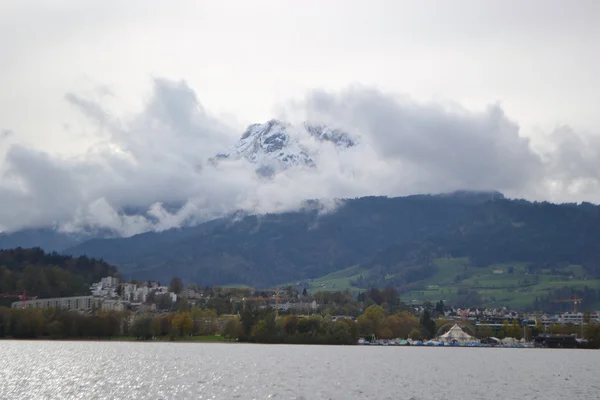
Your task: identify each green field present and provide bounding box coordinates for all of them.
[298,257,600,310]
[286,265,366,293]
[402,258,600,309]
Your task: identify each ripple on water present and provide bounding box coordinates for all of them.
[0,342,598,400]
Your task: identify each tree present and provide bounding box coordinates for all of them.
[0,248,117,302]
[171,312,193,337]
[252,313,280,343]
[331,320,355,344]
[284,315,299,335]
[48,320,64,339]
[584,323,600,348]
[409,328,424,341]
[419,310,436,339]
[357,305,385,337]
[434,300,445,314]
[386,311,419,339]
[131,316,154,339]
[169,276,184,295]
[223,318,242,340]
[240,305,259,337]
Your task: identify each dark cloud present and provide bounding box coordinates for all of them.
[0,79,598,234]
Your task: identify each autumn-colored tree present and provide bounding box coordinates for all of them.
[171,312,193,337]
[387,311,420,339]
[356,305,385,337]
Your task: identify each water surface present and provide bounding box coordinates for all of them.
[1,341,597,399]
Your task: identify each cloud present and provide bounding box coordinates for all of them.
[0,78,598,235]
[297,87,545,195]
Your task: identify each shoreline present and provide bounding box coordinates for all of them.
[1,338,592,349]
[0,336,232,344]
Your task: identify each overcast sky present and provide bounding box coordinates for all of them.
[1,0,599,234]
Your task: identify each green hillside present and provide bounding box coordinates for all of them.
[63,191,600,311]
[302,258,600,311]
[387,258,599,310]
[290,265,366,293]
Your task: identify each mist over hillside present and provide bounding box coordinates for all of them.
[3,79,600,241]
[59,191,600,302]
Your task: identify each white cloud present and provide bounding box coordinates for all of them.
[0,78,598,235]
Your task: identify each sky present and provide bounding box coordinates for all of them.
[0,0,599,235]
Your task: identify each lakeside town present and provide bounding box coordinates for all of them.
[6,274,600,348]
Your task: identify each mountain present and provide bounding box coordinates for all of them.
[1,119,354,248]
[212,119,356,176]
[0,202,195,253]
[0,228,85,252]
[63,190,600,288]
[2,189,595,311]
[0,225,124,253]
[65,192,480,283]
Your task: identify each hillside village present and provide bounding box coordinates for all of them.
[11,275,600,338]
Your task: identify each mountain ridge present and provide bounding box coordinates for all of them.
[5,190,600,310]
[62,191,600,291]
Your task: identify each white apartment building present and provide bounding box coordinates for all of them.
[90,276,120,298]
[122,283,150,303]
[101,299,126,312]
[13,296,98,311]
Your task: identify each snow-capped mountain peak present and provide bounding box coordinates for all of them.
[212,119,356,176]
[234,119,314,167]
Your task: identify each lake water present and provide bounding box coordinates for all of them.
[0,341,598,399]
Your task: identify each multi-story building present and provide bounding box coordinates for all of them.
[121,283,149,303]
[558,312,584,325]
[100,299,127,312]
[90,276,120,298]
[12,296,99,312]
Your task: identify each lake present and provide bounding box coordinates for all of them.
[0,341,598,399]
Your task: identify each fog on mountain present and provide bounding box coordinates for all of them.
[0,78,598,237]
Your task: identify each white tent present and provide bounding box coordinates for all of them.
[437,324,477,343]
[501,337,519,345]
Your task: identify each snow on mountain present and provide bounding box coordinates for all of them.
[212,119,356,176]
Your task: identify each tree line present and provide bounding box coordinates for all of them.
[0,306,233,340]
[4,304,600,348]
[0,248,117,307]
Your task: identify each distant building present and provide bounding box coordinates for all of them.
[558,312,584,325]
[181,288,203,299]
[13,296,98,312]
[101,300,127,312]
[122,283,149,303]
[90,276,120,298]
